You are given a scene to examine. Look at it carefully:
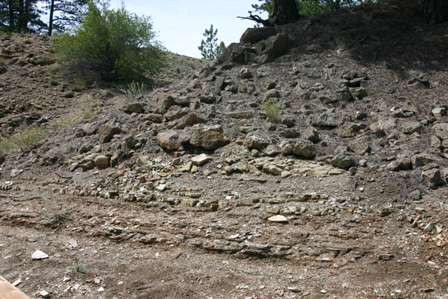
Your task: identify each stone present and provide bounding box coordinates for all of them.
[264,144,281,156]
[0,154,5,165]
[350,87,368,100]
[401,121,422,134]
[98,126,121,143]
[334,88,353,102]
[259,33,292,63]
[154,94,175,114]
[387,156,412,171]
[313,111,338,128]
[157,130,185,151]
[263,164,283,176]
[331,152,357,170]
[412,153,437,168]
[291,140,316,160]
[432,107,446,119]
[408,190,422,201]
[94,155,110,170]
[245,132,270,150]
[240,27,277,44]
[123,102,145,114]
[239,67,253,79]
[433,123,448,140]
[422,169,445,189]
[175,112,205,129]
[165,106,189,121]
[264,89,280,100]
[143,113,163,123]
[218,43,256,64]
[191,154,212,166]
[123,135,137,150]
[369,118,396,136]
[189,125,229,151]
[39,290,50,298]
[268,215,288,223]
[32,250,49,260]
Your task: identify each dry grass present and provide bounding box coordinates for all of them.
[0,128,48,155]
[53,94,101,129]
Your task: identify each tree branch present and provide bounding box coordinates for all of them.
[237,12,273,27]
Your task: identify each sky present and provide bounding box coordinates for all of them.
[109,0,261,58]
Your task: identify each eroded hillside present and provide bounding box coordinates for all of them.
[2,4,448,298]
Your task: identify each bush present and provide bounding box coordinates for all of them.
[262,100,282,123]
[53,2,165,83]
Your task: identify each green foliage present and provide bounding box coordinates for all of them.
[53,2,165,83]
[251,0,384,17]
[262,100,282,123]
[198,24,225,61]
[122,81,146,98]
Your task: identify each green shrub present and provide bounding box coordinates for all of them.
[263,100,282,123]
[122,81,146,98]
[53,2,165,83]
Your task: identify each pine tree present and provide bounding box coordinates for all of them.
[198,24,225,60]
[47,0,89,36]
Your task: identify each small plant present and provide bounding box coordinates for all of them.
[122,81,146,98]
[262,100,282,123]
[71,259,90,276]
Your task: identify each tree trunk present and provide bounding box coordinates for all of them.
[7,0,15,31]
[48,0,55,36]
[270,0,300,25]
[422,0,448,24]
[17,0,26,32]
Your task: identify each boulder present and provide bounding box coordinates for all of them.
[94,155,110,170]
[331,152,357,170]
[313,111,339,128]
[302,127,320,144]
[157,130,185,151]
[218,43,257,64]
[291,140,316,160]
[386,156,412,171]
[175,112,206,129]
[259,33,292,63]
[99,126,121,143]
[123,102,145,114]
[433,123,448,140]
[240,27,278,44]
[422,169,445,189]
[191,154,212,166]
[245,132,271,150]
[190,125,229,151]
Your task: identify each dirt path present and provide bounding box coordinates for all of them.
[1,167,448,298]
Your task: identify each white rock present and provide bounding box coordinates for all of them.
[191,154,212,166]
[156,184,167,191]
[39,290,50,298]
[268,215,288,223]
[32,250,49,260]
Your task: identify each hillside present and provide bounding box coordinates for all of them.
[2,4,448,298]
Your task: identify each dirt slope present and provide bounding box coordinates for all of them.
[2,4,448,298]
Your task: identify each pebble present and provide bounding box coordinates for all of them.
[39,290,50,298]
[32,250,49,260]
[191,153,212,166]
[268,215,288,223]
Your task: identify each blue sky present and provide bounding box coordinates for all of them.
[109,0,260,58]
